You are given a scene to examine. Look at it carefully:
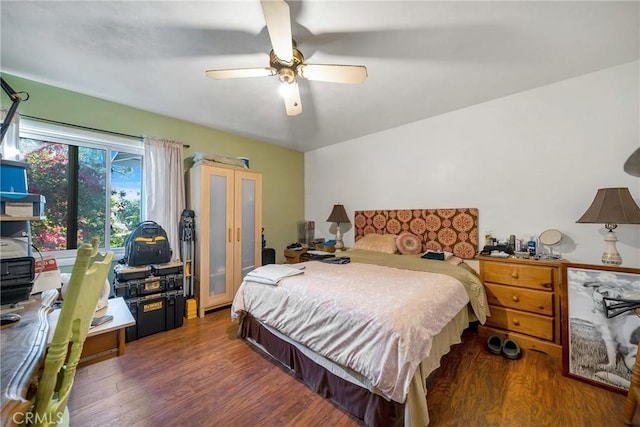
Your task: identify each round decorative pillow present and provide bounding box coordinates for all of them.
[396,232,423,255]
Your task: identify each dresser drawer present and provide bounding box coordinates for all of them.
[484,283,554,316]
[485,306,554,341]
[483,261,554,291]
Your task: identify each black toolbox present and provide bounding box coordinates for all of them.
[124,290,185,342]
[150,261,183,276]
[114,273,183,298]
[113,264,151,281]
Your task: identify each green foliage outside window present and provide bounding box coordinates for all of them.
[22,140,141,251]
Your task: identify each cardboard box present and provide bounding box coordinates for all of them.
[32,256,62,294]
[1,192,45,218]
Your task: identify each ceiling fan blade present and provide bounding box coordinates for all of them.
[297,64,368,84]
[205,67,276,80]
[261,0,293,63]
[281,81,302,116]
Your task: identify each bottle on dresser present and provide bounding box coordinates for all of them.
[527,236,537,257]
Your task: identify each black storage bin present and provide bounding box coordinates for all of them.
[150,261,183,276]
[163,273,182,291]
[124,290,185,342]
[0,257,35,305]
[1,283,34,305]
[1,256,35,286]
[114,264,151,281]
[114,274,183,298]
[114,276,166,298]
[262,248,275,265]
[165,290,185,331]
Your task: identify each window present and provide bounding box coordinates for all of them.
[10,119,143,258]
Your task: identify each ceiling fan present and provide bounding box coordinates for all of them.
[205,0,368,116]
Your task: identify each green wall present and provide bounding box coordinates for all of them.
[1,74,304,263]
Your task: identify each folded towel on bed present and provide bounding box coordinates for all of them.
[245,264,304,285]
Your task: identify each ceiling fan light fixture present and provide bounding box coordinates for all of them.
[278,67,296,84]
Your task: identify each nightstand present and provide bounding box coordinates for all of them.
[477,256,563,358]
[284,248,308,264]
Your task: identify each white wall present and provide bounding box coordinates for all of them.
[305,61,640,268]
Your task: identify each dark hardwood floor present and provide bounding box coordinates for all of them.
[69,307,630,426]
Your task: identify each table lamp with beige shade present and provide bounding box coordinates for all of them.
[576,187,640,266]
[327,204,350,252]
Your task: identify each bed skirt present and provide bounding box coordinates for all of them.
[239,314,405,427]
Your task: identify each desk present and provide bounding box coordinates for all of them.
[47,297,135,367]
[0,290,57,427]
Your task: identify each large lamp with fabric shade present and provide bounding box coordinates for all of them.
[576,187,640,265]
[327,204,350,252]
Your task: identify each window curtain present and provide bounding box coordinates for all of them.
[143,136,185,260]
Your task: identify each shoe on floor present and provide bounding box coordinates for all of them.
[486,335,503,355]
[502,338,522,360]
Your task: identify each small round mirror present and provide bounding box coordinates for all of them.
[539,229,562,247]
[539,229,563,259]
[540,229,562,259]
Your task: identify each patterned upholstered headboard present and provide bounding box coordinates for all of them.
[353,208,479,259]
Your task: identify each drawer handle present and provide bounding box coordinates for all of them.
[511,271,519,279]
[512,319,520,326]
[542,282,552,289]
[511,295,519,302]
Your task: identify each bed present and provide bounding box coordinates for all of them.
[231,208,489,426]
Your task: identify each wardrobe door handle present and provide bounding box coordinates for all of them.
[228,228,232,243]
[237,227,240,242]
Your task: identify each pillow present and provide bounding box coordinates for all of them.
[352,233,398,254]
[396,232,422,255]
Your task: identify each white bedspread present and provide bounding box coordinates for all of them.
[232,261,469,403]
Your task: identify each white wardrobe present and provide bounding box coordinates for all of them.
[188,163,262,317]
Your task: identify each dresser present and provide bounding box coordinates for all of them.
[478,256,563,358]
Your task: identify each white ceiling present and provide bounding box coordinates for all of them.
[1,1,638,152]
